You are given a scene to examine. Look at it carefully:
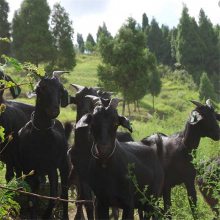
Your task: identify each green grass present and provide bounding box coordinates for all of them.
[65,54,101,88]
[1,54,219,219]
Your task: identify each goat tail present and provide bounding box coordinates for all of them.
[64,121,73,141]
[155,133,163,160]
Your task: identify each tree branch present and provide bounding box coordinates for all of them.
[0,185,93,204]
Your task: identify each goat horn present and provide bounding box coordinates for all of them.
[206,99,212,108]
[98,90,115,96]
[70,84,85,91]
[107,91,115,95]
[93,86,102,91]
[85,95,102,107]
[190,100,203,108]
[108,98,122,109]
[52,71,69,78]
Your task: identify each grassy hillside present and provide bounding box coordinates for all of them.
[1,54,220,219]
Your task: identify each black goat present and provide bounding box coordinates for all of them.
[75,96,164,219]
[158,100,220,219]
[68,84,133,219]
[18,73,70,219]
[0,71,34,182]
[196,156,220,219]
[69,84,134,143]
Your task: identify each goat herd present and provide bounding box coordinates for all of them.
[0,70,219,220]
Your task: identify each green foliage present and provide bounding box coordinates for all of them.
[98,17,156,106]
[148,66,162,110]
[0,180,21,219]
[0,126,5,142]
[51,3,76,70]
[127,163,164,218]
[0,0,10,60]
[96,22,112,46]
[1,55,23,71]
[199,72,216,101]
[142,13,149,31]
[85,33,96,53]
[176,5,204,78]
[163,67,196,90]
[77,33,85,53]
[194,157,220,218]
[12,0,54,66]
[170,28,178,64]
[160,25,172,65]
[147,18,164,63]
[97,64,119,92]
[198,9,219,77]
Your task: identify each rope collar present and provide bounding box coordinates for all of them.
[31,112,55,131]
[91,140,117,162]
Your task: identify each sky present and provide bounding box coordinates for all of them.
[7,0,220,43]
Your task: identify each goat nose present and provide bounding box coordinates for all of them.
[99,144,110,155]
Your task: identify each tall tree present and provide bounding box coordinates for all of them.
[98,17,156,113]
[147,18,164,63]
[198,9,219,77]
[176,5,204,81]
[160,25,172,65]
[51,3,76,70]
[77,33,85,53]
[97,23,113,57]
[142,13,149,31]
[12,0,53,66]
[96,22,112,44]
[199,72,216,101]
[85,33,96,53]
[170,27,178,65]
[0,0,10,60]
[148,66,162,111]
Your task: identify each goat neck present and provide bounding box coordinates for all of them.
[31,108,55,131]
[182,122,201,152]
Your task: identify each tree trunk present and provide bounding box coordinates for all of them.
[128,102,131,116]
[134,101,136,112]
[122,100,125,115]
[137,100,140,113]
[152,95,155,112]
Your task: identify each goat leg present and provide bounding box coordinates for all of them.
[42,170,58,219]
[60,159,69,220]
[163,186,172,219]
[185,181,198,220]
[122,207,134,220]
[5,163,14,182]
[26,174,40,219]
[96,199,109,219]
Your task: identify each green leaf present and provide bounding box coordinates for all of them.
[0,37,11,43]
[0,126,5,142]
[1,55,23,71]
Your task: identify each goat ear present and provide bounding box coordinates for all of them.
[216,113,220,121]
[118,116,133,133]
[75,114,92,129]
[189,111,203,125]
